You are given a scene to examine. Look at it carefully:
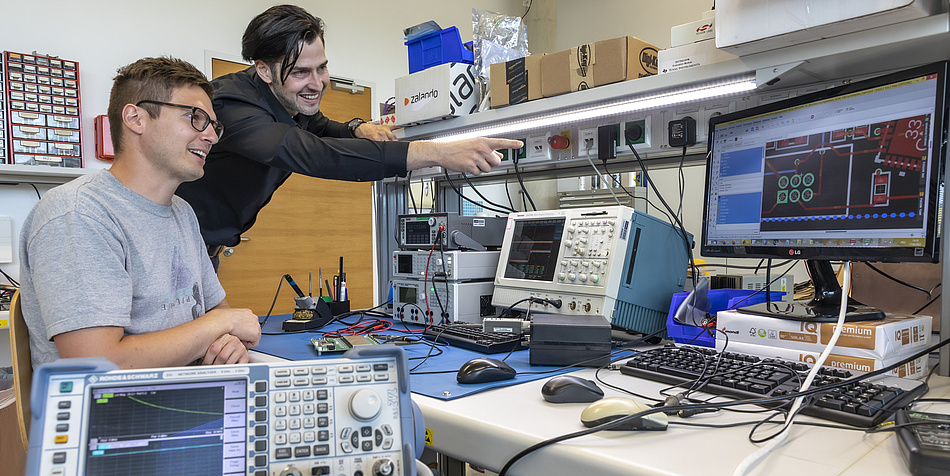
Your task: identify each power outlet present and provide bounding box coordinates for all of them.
[514,138,527,161]
[624,119,648,146]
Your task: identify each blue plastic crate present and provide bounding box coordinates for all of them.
[406,26,474,74]
[666,288,785,347]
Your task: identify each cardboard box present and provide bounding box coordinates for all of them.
[658,40,738,74]
[671,14,716,47]
[715,340,928,380]
[395,62,480,126]
[715,0,941,56]
[489,55,543,108]
[715,310,931,360]
[541,36,658,98]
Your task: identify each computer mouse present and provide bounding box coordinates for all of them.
[456,357,517,384]
[541,375,604,403]
[580,397,668,431]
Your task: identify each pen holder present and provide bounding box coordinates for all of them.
[327,300,350,317]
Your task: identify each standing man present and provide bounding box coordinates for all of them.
[19,57,261,369]
[176,5,521,265]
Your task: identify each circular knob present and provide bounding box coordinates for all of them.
[564,240,573,247]
[279,466,303,476]
[591,274,601,284]
[349,389,382,421]
[373,459,395,476]
[222,247,234,257]
[579,274,588,282]
[428,217,437,226]
[557,273,566,281]
[568,273,577,281]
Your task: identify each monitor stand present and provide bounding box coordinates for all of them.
[736,260,885,323]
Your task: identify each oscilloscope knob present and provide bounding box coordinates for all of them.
[349,388,382,421]
[373,459,396,476]
[278,466,303,476]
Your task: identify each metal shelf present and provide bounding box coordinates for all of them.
[0,164,96,185]
[400,13,950,142]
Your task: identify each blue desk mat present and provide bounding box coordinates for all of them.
[255,315,572,400]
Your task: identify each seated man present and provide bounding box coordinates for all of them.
[19,57,261,369]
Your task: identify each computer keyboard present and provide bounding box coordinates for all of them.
[620,344,928,428]
[421,324,526,354]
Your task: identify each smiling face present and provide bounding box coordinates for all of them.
[140,85,219,183]
[256,38,330,117]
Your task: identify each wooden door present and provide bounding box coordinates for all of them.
[209,59,375,316]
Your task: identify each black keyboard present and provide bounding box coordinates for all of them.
[620,344,928,428]
[422,324,526,354]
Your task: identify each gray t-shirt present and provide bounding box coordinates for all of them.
[19,170,226,368]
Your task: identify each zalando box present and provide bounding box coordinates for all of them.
[540,36,658,98]
[715,310,931,360]
[716,340,928,380]
[395,62,480,126]
[716,0,942,56]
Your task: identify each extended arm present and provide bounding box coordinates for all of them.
[53,299,260,369]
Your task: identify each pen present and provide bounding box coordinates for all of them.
[319,268,323,298]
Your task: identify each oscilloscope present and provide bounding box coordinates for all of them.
[25,346,420,476]
[492,205,691,334]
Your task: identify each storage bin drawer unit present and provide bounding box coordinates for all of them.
[4,51,83,167]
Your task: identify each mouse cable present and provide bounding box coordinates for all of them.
[502,335,950,476]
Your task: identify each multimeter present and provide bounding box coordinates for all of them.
[896,408,950,476]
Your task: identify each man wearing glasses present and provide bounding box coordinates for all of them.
[176,5,522,268]
[18,57,261,369]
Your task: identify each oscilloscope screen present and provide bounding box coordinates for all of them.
[83,379,247,475]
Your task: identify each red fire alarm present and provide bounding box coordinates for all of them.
[94,115,114,161]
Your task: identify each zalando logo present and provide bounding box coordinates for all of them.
[404,88,439,106]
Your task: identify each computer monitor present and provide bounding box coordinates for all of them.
[702,62,948,322]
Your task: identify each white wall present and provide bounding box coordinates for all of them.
[556,0,715,50]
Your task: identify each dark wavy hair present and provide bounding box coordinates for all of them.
[241,5,325,84]
[108,56,213,153]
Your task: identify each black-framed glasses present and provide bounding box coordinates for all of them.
[136,100,224,137]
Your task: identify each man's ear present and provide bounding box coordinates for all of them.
[254,60,275,85]
[122,103,147,137]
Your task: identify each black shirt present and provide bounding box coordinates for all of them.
[176,67,410,246]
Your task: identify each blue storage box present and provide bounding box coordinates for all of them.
[406,26,474,74]
[666,288,785,347]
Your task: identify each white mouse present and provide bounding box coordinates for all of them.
[580,397,669,431]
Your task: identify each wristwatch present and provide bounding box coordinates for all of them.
[346,118,365,138]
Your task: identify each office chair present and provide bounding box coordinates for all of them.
[8,289,31,451]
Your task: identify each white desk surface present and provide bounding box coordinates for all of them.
[412,365,950,476]
[251,350,950,476]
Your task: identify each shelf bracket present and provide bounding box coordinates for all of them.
[756,61,804,88]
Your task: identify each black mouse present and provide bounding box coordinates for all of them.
[541,375,604,403]
[456,357,517,384]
